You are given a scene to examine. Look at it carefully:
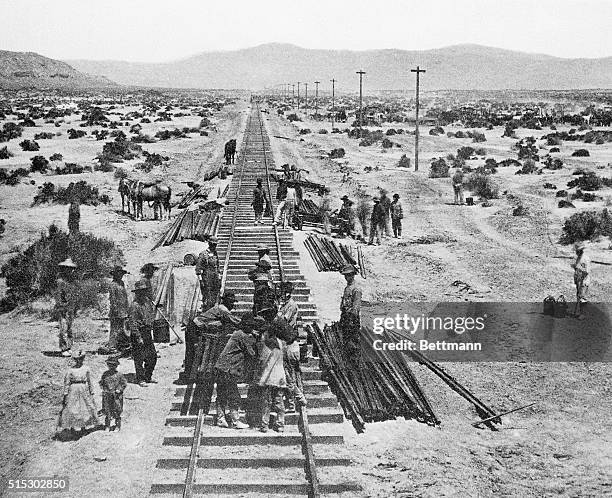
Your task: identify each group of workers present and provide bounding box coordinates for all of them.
[184,243,314,431]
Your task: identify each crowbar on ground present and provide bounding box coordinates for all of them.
[471,402,535,428]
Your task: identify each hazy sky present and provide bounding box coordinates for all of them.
[1,0,610,61]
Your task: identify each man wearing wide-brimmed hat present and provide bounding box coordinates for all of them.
[129,279,157,387]
[107,265,130,354]
[185,291,241,377]
[55,258,78,356]
[368,196,385,245]
[195,236,220,311]
[572,241,591,319]
[339,264,362,351]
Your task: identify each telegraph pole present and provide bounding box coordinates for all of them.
[291,84,295,109]
[411,66,426,172]
[356,70,366,139]
[297,82,300,111]
[314,81,320,118]
[330,78,336,129]
[304,83,308,111]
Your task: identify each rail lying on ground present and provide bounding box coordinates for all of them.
[150,104,361,496]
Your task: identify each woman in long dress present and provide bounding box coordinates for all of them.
[57,350,99,436]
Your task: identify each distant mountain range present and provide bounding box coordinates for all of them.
[2,44,611,91]
[67,43,612,91]
[0,50,116,89]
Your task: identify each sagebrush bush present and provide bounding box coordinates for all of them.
[49,152,63,161]
[329,148,345,159]
[30,155,49,173]
[32,181,110,206]
[560,209,612,244]
[572,149,590,157]
[397,154,411,168]
[465,171,499,199]
[429,158,450,178]
[113,167,128,179]
[20,139,40,151]
[0,225,124,312]
[0,146,13,159]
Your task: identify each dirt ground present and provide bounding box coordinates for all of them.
[0,98,248,497]
[1,96,611,498]
[263,108,612,497]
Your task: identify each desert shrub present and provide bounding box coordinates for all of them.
[572,149,590,157]
[318,129,328,134]
[0,168,29,185]
[34,132,54,140]
[471,131,486,143]
[465,172,499,199]
[200,130,209,137]
[498,158,521,168]
[429,158,450,178]
[0,122,23,142]
[0,146,13,159]
[543,156,563,170]
[474,148,486,156]
[547,135,562,146]
[0,225,123,311]
[543,183,557,190]
[567,172,612,191]
[129,123,142,134]
[140,118,151,124]
[516,159,539,175]
[99,136,142,163]
[82,107,108,126]
[286,113,301,122]
[560,209,612,244]
[49,152,63,161]
[155,128,186,140]
[454,131,467,138]
[30,155,49,173]
[131,133,156,143]
[397,154,411,168]
[556,190,567,197]
[109,130,126,139]
[512,204,530,216]
[386,128,397,136]
[299,129,311,135]
[549,147,560,153]
[457,146,475,161]
[113,167,128,180]
[20,139,40,151]
[67,128,87,139]
[484,158,497,171]
[199,117,212,128]
[329,148,345,159]
[381,138,394,149]
[558,199,575,208]
[94,157,114,172]
[429,126,444,136]
[502,123,517,138]
[20,117,36,127]
[56,163,85,175]
[93,130,109,141]
[32,180,110,206]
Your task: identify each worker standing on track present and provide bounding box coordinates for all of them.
[252,178,267,225]
[55,258,79,357]
[214,312,259,430]
[187,292,241,380]
[129,280,158,387]
[195,236,220,311]
[277,281,307,412]
[452,169,465,205]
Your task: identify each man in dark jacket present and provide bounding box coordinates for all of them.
[214,312,259,429]
[368,197,385,245]
[129,280,157,387]
[108,265,130,354]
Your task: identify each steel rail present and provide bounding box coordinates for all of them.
[255,102,320,498]
[182,115,252,498]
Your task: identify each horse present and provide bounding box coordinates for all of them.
[224,139,237,165]
[134,181,172,220]
[118,178,133,215]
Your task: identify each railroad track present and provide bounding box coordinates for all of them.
[150,104,361,496]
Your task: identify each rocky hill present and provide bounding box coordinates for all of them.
[67,43,612,91]
[0,50,116,89]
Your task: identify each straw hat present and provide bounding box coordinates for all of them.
[340,265,357,275]
[109,265,128,277]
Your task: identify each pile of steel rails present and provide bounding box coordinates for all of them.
[304,234,366,277]
[310,322,439,433]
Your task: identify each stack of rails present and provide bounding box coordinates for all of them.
[153,186,230,249]
[310,322,439,433]
[304,234,366,277]
[178,185,210,209]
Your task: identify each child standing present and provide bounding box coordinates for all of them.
[100,357,127,431]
